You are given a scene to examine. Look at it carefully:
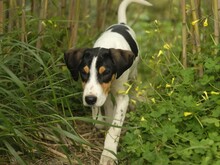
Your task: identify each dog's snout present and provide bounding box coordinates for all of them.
[85,95,97,105]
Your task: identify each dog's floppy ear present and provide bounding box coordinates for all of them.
[110,48,136,79]
[64,48,86,81]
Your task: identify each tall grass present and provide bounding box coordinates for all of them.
[0,1,107,163]
[0,37,93,164]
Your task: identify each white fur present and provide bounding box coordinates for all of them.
[82,0,152,164]
[83,57,107,107]
[94,25,136,50]
[118,0,152,23]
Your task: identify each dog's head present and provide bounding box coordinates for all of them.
[64,47,135,107]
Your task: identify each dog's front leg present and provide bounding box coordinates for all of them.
[92,107,105,129]
[100,94,129,165]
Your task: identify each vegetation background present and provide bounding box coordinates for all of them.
[0,0,219,164]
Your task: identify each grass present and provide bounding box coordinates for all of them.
[118,14,220,165]
[0,37,97,164]
[0,1,220,164]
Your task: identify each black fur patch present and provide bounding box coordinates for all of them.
[107,24,138,56]
[78,48,116,83]
[95,49,116,83]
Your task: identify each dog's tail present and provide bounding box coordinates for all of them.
[118,0,152,24]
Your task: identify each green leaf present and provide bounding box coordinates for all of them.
[202,117,220,127]
[199,75,214,85]
[180,68,195,84]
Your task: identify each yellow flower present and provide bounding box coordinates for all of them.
[117,90,126,94]
[168,90,174,96]
[141,117,146,121]
[163,43,171,50]
[157,50,163,57]
[151,98,156,104]
[211,91,219,95]
[203,18,208,27]
[118,83,132,94]
[157,85,161,89]
[191,19,199,26]
[137,91,143,96]
[184,112,192,117]
[202,91,209,100]
[48,20,53,24]
[131,99,137,105]
[166,84,171,88]
[42,21,47,27]
[171,77,175,84]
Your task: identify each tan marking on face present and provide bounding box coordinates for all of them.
[99,66,106,74]
[101,74,116,95]
[83,65,90,74]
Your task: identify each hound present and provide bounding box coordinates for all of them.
[64,0,152,164]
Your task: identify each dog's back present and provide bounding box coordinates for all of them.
[94,0,152,84]
[94,0,152,51]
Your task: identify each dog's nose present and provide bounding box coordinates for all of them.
[85,95,97,105]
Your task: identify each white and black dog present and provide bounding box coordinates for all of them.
[64,0,152,164]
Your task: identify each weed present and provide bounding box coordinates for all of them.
[118,19,220,165]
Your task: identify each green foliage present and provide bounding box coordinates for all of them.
[1,1,220,164]
[119,65,220,164]
[0,36,91,163]
[118,19,220,164]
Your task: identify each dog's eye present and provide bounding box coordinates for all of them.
[103,68,111,75]
[81,69,88,75]
[98,68,113,83]
[80,71,89,82]
[80,66,90,81]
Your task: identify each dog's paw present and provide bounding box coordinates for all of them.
[99,151,117,165]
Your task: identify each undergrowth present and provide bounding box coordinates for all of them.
[0,1,219,165]
[0,36,93,164]
[118,20,220,164]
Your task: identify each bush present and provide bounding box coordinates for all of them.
[118,20,220,164]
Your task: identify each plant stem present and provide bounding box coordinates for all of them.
[21,0,26,42]
[20,0,26,73]
[191,0,201,53]
[0,0,3,34]
[68,0,80,48]
[36,0,48,49]
[181,0,187,68]
[96,0,108,30]
[191,0,203,77]
[213,0,219,55]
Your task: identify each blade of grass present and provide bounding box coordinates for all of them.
[3,140,26,165]
[52,126,91,146]
[0,64,34,111]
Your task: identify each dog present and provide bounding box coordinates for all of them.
[64,0,152,164]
